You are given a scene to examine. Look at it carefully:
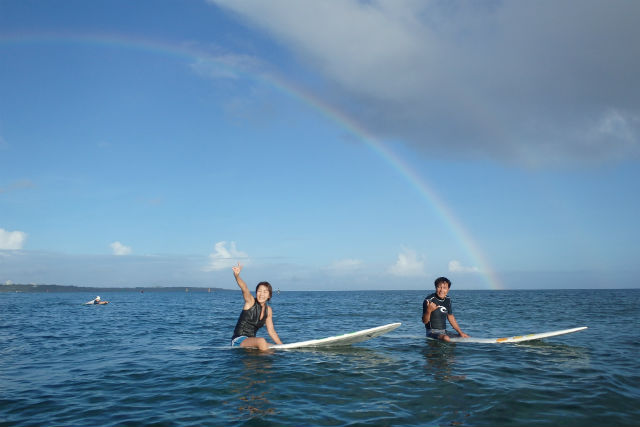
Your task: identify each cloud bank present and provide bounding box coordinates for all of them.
[1,248,635,290]
[210,0,640,165]
[0,228,27,250]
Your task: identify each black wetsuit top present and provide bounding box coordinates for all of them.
[231,301,268,340]
[423,292,452,331]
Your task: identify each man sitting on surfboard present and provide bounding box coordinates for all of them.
[422,277,469,342]
[86,296,109,305]
[230,263,283,351]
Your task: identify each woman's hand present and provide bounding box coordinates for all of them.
[232,263,242,277]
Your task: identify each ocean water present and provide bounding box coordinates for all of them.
[1,288,639,426]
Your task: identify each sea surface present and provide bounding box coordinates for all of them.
[1,288,639,426]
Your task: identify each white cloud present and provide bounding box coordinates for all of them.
[448,260,480,274]
[327,258,363,275]
[203,241,249,272]
[591,109,640,154]
[210,0,640,165]
[0,179,34,194]
[0,228,27,250]
[388,248,426,277]
[110,241,132,256]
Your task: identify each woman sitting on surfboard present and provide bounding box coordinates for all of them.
[422,277,469,342]
[230,263,283,351]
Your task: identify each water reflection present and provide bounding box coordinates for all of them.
[284,345,396,366]
[228,352,276,421]
[516,341,592,369]
[422,340,466,382]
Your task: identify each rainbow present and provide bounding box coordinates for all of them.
[273,80,503,290]
[0,31,503,289]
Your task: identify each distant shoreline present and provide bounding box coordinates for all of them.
[2,284,637,293]
[0,284,233,293]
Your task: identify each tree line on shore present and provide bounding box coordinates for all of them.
[0,283,231,293]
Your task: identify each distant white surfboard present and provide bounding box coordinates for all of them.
[270,322,401,349]
[429,326,588,343]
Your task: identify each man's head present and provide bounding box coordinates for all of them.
[433,277,451,299]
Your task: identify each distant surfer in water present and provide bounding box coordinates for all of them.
[422,277,469,342]
[87,296,109,305]
[230,263,283,351]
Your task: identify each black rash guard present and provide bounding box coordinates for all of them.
[423,292,453,331]
[232,301,268,340]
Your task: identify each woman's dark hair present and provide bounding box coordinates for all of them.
[256,281,273,301]
[434,277,451,289]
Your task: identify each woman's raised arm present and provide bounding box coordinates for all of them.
[232,263,254,309]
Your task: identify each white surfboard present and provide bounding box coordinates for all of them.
[270,322,401,349]
[430,326,587,343]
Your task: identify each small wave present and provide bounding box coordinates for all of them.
[168,345,205,351]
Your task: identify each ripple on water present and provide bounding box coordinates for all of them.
[2,289,639,426]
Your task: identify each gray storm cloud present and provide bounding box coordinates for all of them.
[209,0,640,165]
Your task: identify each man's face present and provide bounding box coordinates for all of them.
[435,282,449,299]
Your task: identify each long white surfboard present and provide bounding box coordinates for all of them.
[431,326,587,344]
[270,322,401,349]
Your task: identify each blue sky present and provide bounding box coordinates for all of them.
[1,0,638,290]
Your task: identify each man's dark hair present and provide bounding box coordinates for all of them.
[434,277,451,289]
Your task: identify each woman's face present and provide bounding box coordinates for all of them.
[256,285,270,303]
